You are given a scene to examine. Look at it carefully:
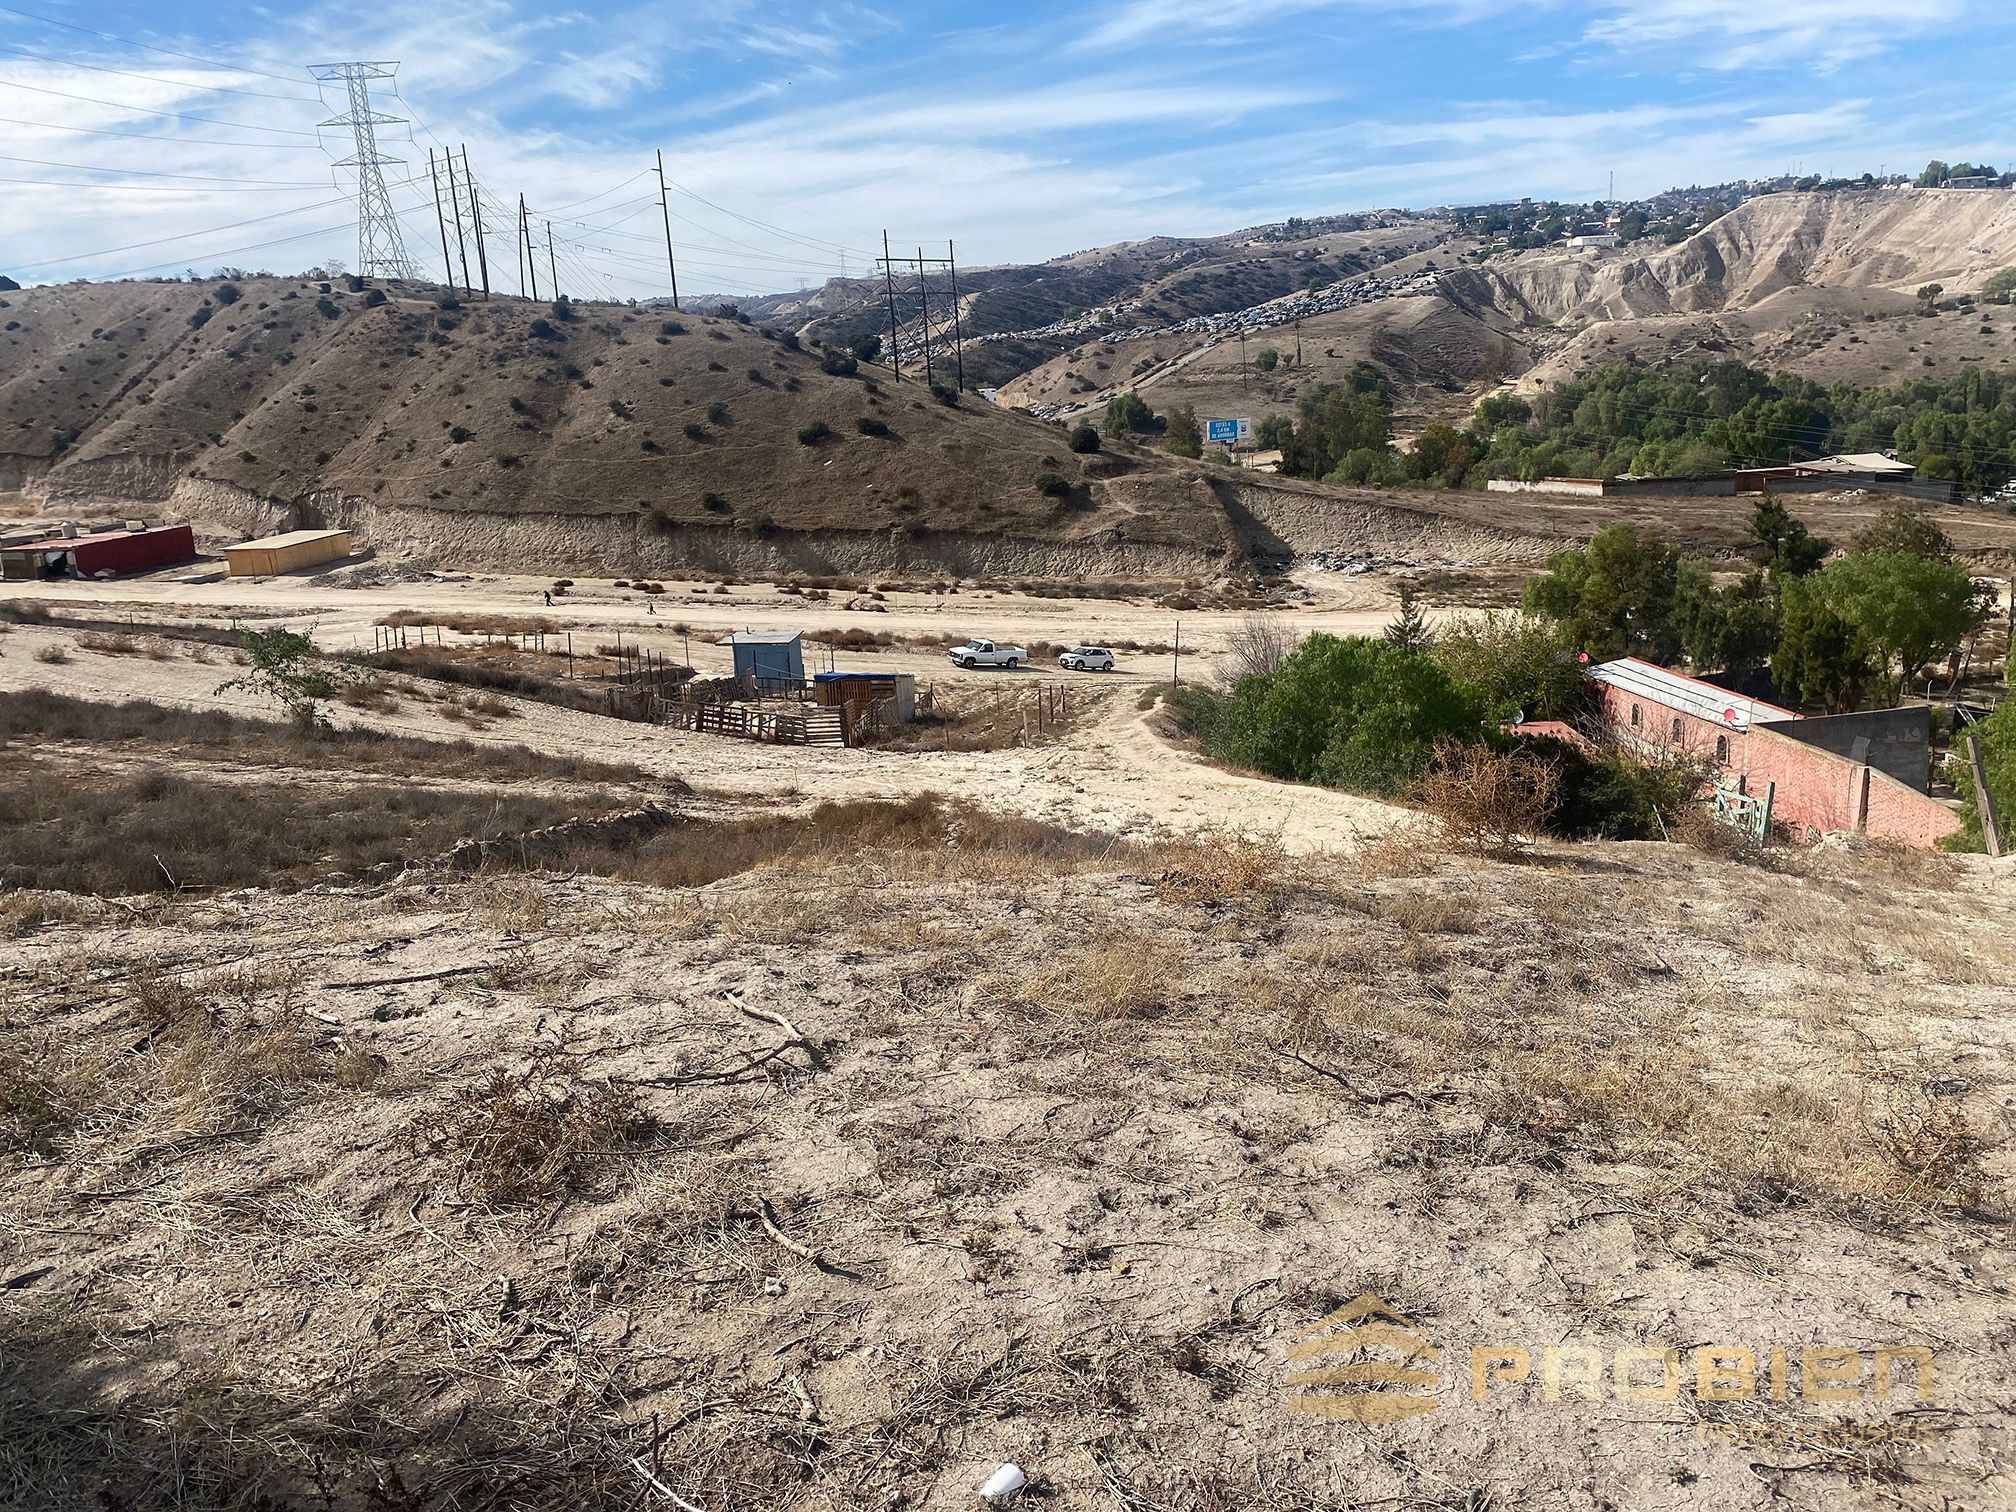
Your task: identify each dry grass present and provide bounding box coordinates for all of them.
[0,688,652,784]
[410,1037,656,1205]
[377,610,563,636]
[0,790,2006,1510]
[0,759,628,894]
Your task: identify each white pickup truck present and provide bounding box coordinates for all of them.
[948,637,1027,669]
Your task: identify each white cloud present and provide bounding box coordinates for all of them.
[1580,0,1966,70]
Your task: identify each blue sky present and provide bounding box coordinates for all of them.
[2,0,2013,295]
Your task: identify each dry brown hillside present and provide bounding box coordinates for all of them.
[0,278,1244,581]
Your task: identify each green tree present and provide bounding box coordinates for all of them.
[1849,505,1953,561]
[1917,161,1951,188]
[1066,422,1100,453]
[217,627,365,728]
[848,332,882,363]
[1253,347,1279,373]
[1815,548,1983,697]
[1746,497,1829,577]
[1431,611,1589,723]
[1104,392,1153,435]
[1254,413,1294,449]
[1773,574,1875,712]
[1520,524,1688,661]
[1216,634,1482,795]
[1163,404,1203,459]
[1383,584,1431,651]
[1678,568,1779,680]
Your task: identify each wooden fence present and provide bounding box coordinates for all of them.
[658,700,846,747]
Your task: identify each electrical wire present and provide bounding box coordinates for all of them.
[0,41,319,104]
[0,112,316,148]
[0,76,321,134]
[0,173,328,193]
[0,152,332,186]
[0,4,308,86]
[9,182,421,271]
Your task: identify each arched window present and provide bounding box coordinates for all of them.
[1715,734,1729,763]
[1671,717,1683,743]
[1630,703,1641,728]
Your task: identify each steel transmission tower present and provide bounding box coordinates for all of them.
[310,61,416,279]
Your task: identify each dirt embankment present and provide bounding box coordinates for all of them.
[0,277,1241,582]
[1214,474,1567,567]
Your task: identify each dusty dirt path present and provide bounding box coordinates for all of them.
[0,624,1414,850]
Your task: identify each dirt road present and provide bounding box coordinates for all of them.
[0,622,1415,850]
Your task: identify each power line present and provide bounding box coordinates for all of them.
[0,113,317,148]
[0,76,321,134]
[0,41,319,103]
[0,174,326,193]
[0,152,331,186]
[0,3,308,85]
[8,184,416,271]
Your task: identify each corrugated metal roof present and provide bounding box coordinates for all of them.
[718,630,803,645]
[1589,657,1801,731]
[0,523,181,553]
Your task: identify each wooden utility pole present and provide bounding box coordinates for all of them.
[427,149,456,292]
[521,195,539,301]
[915,246,933,388]
[442,147,472,294]
[1967,734,2004,857]
[461,147,490,300]
[881,230,901,382]
[946,238,965,392]
[654,150,682,311]
[1171,619,1181,686]
[546,221,559,301]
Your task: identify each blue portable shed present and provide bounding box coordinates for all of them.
[720,630,805,688]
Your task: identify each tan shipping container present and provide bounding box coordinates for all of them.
[225,528,352,576]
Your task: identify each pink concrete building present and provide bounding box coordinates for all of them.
[1589,657,1961,850]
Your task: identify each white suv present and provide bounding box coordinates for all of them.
[1058,646,1116,672]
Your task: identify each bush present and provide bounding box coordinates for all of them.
[1067,423,1100,454]
[931,382,959,406]
[214,283,242,306]
[528,318,560,341]
[1948,700,2016,852]
[448,424,471,443]
[1415,738,1560,856]
[683,422,709,442]
[1210,633,1484,796]
[1431,611,1589,723]
[798,420,832,445]
[702,492,729,512]
[1035,471,1072,498]
[850,333,882,363]
[187,306,212,330]
[660,320,685,336]
[707,401,730,425]
[821,348,858,377]
[857,416,889,436]
[1538,737,1711,841]
[362,288,387,307]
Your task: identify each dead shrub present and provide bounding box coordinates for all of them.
[1218,613,1301,688]
[413,1039,656,1205]
[76,631,140,655]
[1152,826,1290,904]
[32,644,69,664]
[1414,738,1558,857]
[1016,943,1172,1024]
